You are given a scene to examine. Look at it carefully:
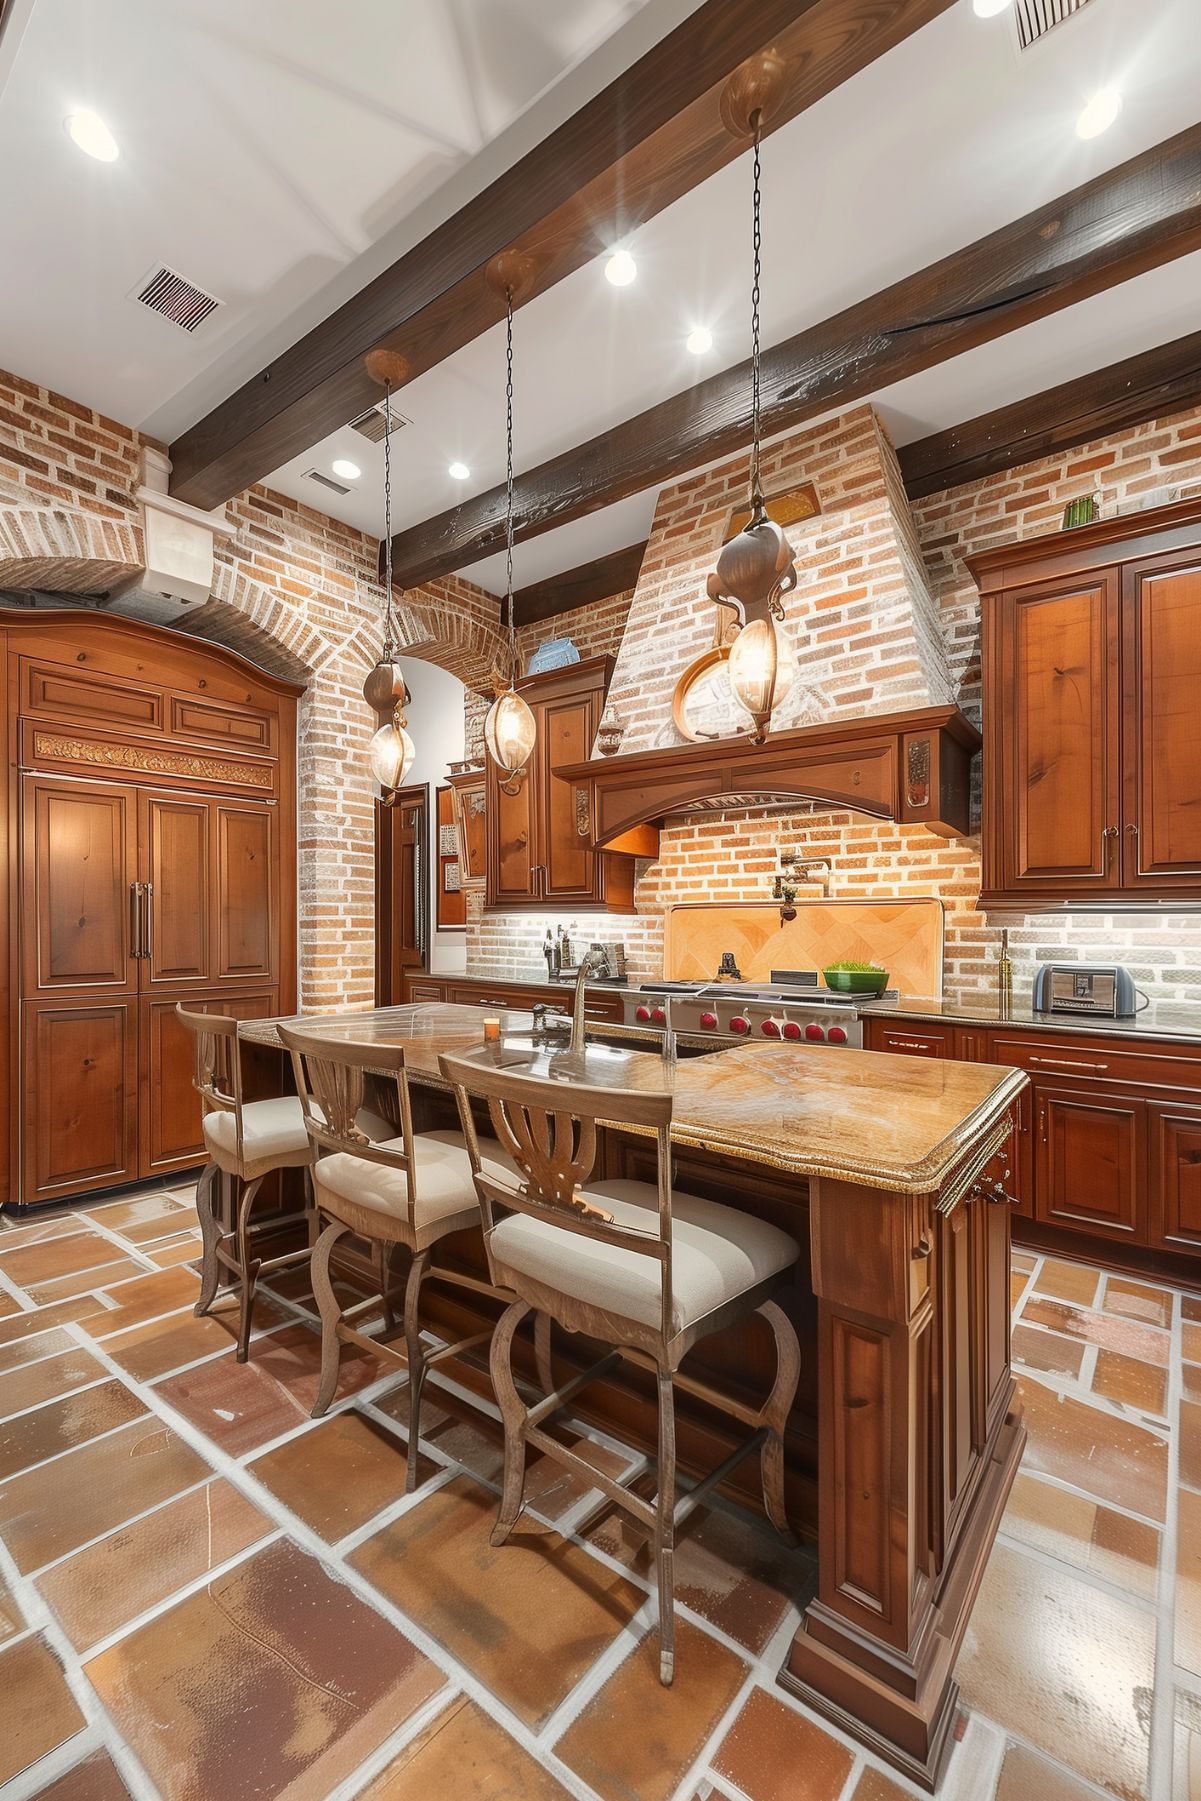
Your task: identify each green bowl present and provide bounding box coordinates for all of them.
[822,966,889,995]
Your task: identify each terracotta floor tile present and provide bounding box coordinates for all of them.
[1178,1488,1201,1679]
[27,1751,134,1800]
[1183,1403,1201,1492]
[558,1618,748,1801]
[0,1295,108,1345]
[147,1239,202,1269]
[37,1476,273,1651]
[1011,1251,1037,1274]
[1175,1690,1201,1801]
[0,1217,84,1249]
[414,1393,506,1483]
[85,1194,190,1235]
[1001,1471,1160,1600]
[1020,1296,1169,1366]
[0,1412,211,1573]
[1185,1296,1201,1323]
[1033,1258,1100,1307]
[26,1257,148,1303]
[155,1323,380,1456]
[1008,1270,1028,1311]
[0,1229,123,1289]
[0,1290,20,1316]
[0,1634,86,1785]
[993,1742,1102,1801]
[956,1541,1154,1798]
[1185,1323,1201,1364]
[84,1265,201,1337]
[248,1408,419,1540]
[1093,1349,1168,1416]
[849,1769,913,1801]
[0,1344,107,1419]
[712,1685,853,1801]
[0,1376,146,1480]
[1185,1365,1201,1405]
[1102,1276,1174,1330]
[359,1694,572,1800]
[103,1308,240,1381]
[1018,1374,1168,1521]
[85,1537,443,1801]
[1011,1322,1085,1379]
[351,1473,643,1728]
[0,1325,82,1373]
[0,1574,24,1640]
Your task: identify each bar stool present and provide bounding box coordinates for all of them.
[279,1023,518,1488]
[439,1049,801,1685]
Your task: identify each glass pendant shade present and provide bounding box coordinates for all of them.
[368,715,416,791]
[484,687,537,781]
[728,616,797,734]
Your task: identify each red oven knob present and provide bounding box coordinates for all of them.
[827,1025,848,1045]
[761,1019,781,1038]
[700,1011,718,1029]
[730,1016,750,1035]
[651,1007,666,1025]
[635,1005,651,1023]
[805,1023,825,1042]
[782,1021,802,1041]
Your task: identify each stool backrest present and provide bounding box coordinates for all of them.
[440,1051,675,1340]
[278,1024,422,1225]
[176,1003,245,1157]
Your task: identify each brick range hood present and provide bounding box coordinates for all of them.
[556,703,980,856]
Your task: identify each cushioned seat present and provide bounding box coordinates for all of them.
[203,1097,393,1176]
[314,1127,518,1229]
[489,1177,798,1334]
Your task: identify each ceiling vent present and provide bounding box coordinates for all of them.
[131,265,222,333]
[1014,0,1096,50]
[349,397,410,443]
[302,468,352,496]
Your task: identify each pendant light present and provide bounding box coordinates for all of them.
[483,252,537,795]
[362,348,416,804]
[706,54,798,745]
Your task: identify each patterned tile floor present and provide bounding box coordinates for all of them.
[0,1187,1196,1801]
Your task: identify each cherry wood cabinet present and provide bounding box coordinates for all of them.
[485,657,635,913]
[1034,1085,1145,1242]
[1149,1101,1201,1253]
[970,498,1201,904]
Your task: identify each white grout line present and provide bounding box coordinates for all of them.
[0,1258,39,1311]
[74,1213,162,1274]
[75,1525,286,1662]
[25,1471,225,1579]
[1148,1278,1184,1800]
[0,1372,113,1426]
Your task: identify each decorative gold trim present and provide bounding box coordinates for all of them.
[33,732,268,787]
[575,785,591,838]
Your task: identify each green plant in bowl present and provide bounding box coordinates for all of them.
[821,959,890,995]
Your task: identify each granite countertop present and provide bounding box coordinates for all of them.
[859,992,1201,1044]
[243,1001,1023,1195]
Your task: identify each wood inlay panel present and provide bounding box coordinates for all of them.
[831,1316,888,1614]
[215,805,275,982]
[22,777,137,994]
[24,661,162,731]
[23,1000,138,1199]
[143,794,210,987]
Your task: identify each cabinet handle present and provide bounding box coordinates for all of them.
[129,882,143,959]
[888,1037,937,1052]
[1028,1054,1109,1073]
[912,1234,932,1260]
[1126,823,1138,836]
[140,883,153,961]
[1039,1105,1047,1144]
[1101,823,1119,869]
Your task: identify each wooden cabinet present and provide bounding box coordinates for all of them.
[971,498,1201,904]
[23,1000,139,1201]
[1149,1101,1201,1253]
[1034,1084,1145,1242]
[867,1021,952,1058]
[485,657,635,912]
[447,769,486,888]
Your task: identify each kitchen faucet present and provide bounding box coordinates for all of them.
[571,946,607,1054]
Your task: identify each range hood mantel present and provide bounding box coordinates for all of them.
[556,705,979,854]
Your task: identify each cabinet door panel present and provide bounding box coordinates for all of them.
[22,778,138,994]
[140,990,276,1176]
[1034,1084,1145,1241]
[541,692,598,902]
[1002,581,1120,890]
[142,793,211,987]
[23,1000,137,1201]
[214,804,275,982]
[1149,1102,1201,1253]
[486,763,536,908]
[1127,559,1201,882]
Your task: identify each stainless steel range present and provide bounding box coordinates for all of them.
[621,973,897,1048]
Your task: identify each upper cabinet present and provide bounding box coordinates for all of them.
[485,656,635,912]
[971,499,1201,904]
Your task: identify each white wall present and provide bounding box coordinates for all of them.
[398,657,467,975]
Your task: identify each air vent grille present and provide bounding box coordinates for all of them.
[1014,0,1095,50]
[133,265,222,332]
[302,469,351,496]
[350,398,410,443]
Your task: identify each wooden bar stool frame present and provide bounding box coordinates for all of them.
[279,1024,500,1490]
[441,1051,801,1685]
[178,1003,315,1361]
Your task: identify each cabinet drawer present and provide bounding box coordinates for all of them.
[988,1033,1201,1094]
[405,980,446,1003]
[866,1021,954,1058]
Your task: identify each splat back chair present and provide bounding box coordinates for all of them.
[177,1003,316,1361]
[439,1050,801,1685]
[279,1023,513,1489]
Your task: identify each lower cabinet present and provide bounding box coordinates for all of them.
[1150,1101,1201,1252]
[1033,1084,1146,1242]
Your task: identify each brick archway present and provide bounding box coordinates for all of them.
[0,504,144,597]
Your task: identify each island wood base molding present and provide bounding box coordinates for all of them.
[781,1402,1025,1792]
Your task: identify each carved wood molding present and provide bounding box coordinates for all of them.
[31,732,269,788]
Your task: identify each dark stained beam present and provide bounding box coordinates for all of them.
[167,0,956,510]
[387,123,1201,587]
[899,328,1201,499]
[512,541,647,629]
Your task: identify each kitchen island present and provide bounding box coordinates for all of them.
[245,1002,1027,1790]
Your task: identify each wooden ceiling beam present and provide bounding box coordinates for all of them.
[898,328,1201,499]
[386,123,1201,587]
[166,0,956,510]
[512,541,647,629]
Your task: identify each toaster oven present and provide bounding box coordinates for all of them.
[1032,963,1137,1019]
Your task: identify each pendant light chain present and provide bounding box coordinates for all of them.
[749,109,764,517]
[504,287,517,683]
[381,378,396,657]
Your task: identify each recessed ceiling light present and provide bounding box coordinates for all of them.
[65,109,119,162]
[605,247,637,287]
[686,325,714,356]
[331,458,361,481]
[1076,89,1122,140]
[448,461,470,480]
[972,0,1013,16]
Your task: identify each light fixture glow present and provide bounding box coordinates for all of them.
[331,458,361,480]
[448,461,470,480]
[367,715,416,790]
[1076,89,1122,140]
[484,688,537,786]
[971,0,1013,17]
[686,325,714,356]
[605,247,637,287]
[728,618,798,737]
[65,110,119,162]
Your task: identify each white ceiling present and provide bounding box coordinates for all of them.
[2,0,1199,599]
